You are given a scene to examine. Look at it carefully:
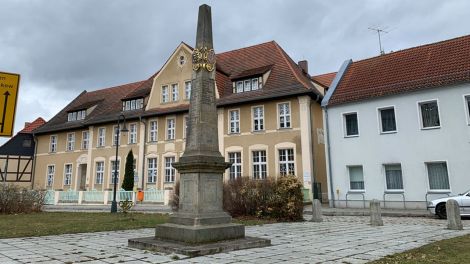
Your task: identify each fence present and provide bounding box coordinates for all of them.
[82,190,105,203]
[142,189,165,203]
[44,190,55,205]
[58,190,79,203]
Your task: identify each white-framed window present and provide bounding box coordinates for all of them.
[149,121,158,142]
[122,98,144,111]
[279,149,295,176]
[166,118,175,140]
[50,135,57,153]
[378,107,397,133]
[171,83,179,102]
[464,95,470,125]
[419,100,440,129]
[252,78,259,90]
[113,126,120,146]
[162,85,169,103]
[252,106,264,131]
[278,102,291,128]
[129,123,137,144]
[97,127,105,147]
[244,80,251,92]
[252,150,267,180]
[236,81,244,93]
[229,109,240,134]
[234,78,261,93]
[64,164,72,186]
[426,161,450,191]
[147,158,157,183]
[67,110,86,121]
[46,165,55,187]
[110,160,120,184]
[348,165,364,191]
[82,131,89,150]
[183,115,189,139]
[185,81,191,100]
[95,161,104,184]
[164,156,176,182]
[66,133,75,151]
[228,152,242,180]
[343,112,359,137]
[384,164,403,191]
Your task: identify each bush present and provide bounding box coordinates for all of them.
[121,150,135,191]
[172,175,304,221]
[170,181,180,211]
[0,184,45,214]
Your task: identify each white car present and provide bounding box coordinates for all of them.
[428,189,470,219]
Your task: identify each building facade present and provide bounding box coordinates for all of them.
[322,35,470,209]
[33,41,328,200]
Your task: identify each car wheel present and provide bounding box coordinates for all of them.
[436,203,447,219]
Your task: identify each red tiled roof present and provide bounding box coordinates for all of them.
[312,72,336,88]
[329,35,470,106]
[20,117,46,133]
[36,41,320,134]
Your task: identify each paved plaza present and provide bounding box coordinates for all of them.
[0,216,468,264]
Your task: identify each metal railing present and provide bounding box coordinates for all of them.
[143,188,165,203]
[107,189,134,202]
[82,190,105,203]
[44,190,55,205]
[58,190,79,203]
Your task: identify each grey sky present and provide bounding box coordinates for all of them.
[1,0,469,144]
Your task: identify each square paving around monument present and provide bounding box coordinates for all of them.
[0,216,469,263]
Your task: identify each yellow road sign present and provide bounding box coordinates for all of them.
[0,71,20,137]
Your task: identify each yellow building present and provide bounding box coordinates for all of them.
[33,41,330,201]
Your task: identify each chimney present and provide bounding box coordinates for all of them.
[298,60,308,74]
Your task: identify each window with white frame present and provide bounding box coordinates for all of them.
[66,133,75,151]
[147,158,157,183]
[229,110,240,134]
[122,98,144,111]
[64,164,72,186]
[185,81,191,100]
[465,95,470,123]
[426,162,450,190]
[244,80,251,92]
[233,77,261,94]
[252,150,267,180]
[162,85,169,103]
[113,126,120,146]
[184,115,189,139]
[46,165,55,187]
[50,135,57,152]
[419,100,440,128]
[171,83,179,102]
[110,160,120,184]
[236,81,244,93]
[252,106,264,131]
[279,149,295,176]
[133,159,137,183]
[379,107,397,133]
[67,110,86,122]
[228,152,242,180]
[278,103,291,128]
[129,124,137,144]
[82,131,89,150]
[149,121,158,142]
[348,165,364,191]
[344,113,359,136]
[97,128,105,147]
[384,164,403,190]
[166,118,175,140]
[164,157,176,182]
[95,161,104,184]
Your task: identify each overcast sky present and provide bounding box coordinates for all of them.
[1,0,470,144]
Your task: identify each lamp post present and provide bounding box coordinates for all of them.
[111,114,128,213]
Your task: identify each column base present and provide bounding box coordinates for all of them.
[155,222,245,243]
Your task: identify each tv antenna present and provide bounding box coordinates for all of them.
[368,26,389,55]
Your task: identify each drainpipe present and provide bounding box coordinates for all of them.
[323,107,335,208]
[31,133,38,190]
[139,115,147,190]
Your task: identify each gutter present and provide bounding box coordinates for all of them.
[321,59,352,208]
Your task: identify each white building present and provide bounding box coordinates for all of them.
[322,35,470,209]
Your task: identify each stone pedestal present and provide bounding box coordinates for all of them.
[446,199,463,230]
[370,199,384,226]
[310,199,323,222]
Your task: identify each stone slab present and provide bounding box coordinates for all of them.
[155,223,245,243]
[128,236,271,257]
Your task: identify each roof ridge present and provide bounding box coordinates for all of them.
[86,80,145,95]
[217,41,276,56]
[272,41,312,90]
[353,34,470,64]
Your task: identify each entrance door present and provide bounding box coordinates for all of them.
[79,164,87,190]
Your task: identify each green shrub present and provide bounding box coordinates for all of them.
[0,184,45,214]
[121,150,134,191]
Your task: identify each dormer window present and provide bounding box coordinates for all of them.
[67,110,86,122]
[233,77,261,94]
[122,98,144,111]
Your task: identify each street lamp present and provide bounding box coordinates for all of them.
[111,114,128,213]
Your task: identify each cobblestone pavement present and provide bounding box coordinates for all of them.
[0,216,468,264]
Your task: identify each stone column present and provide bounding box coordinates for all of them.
[446,199,463,230]
[310,199,323,222]
[370,199,383,226]
[154,4,244,243]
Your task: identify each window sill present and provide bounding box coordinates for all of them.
[252,130,265,133]
[277,127,292,131]
[427,190,451,194]
[384,190,404,194]
[348,190,365,193]
[344,135,359,138]
[421,126,441,130]
[228,132,240,135]
[165,139,175,142]
[96,146,105,148]
[380,131,397,135]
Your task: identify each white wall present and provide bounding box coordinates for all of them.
[326,84,470,208]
